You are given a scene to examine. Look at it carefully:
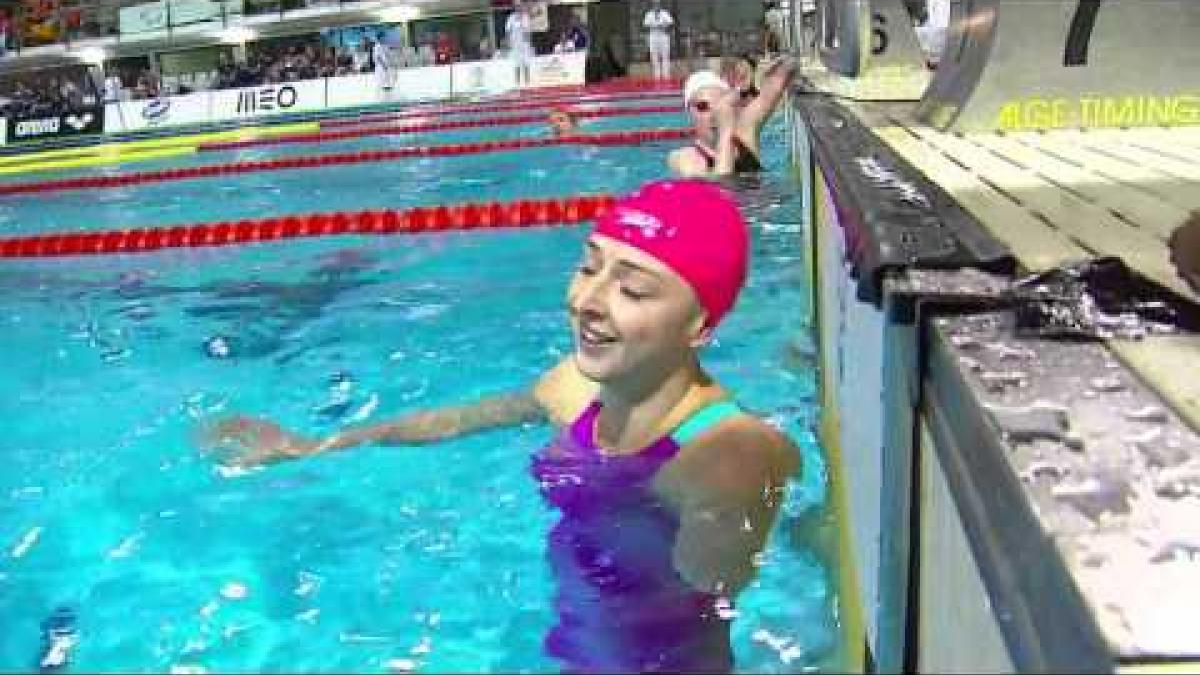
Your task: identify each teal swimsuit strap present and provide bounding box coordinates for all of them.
[669,400,743,446]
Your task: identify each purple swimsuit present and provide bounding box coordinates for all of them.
[530,399,743,673]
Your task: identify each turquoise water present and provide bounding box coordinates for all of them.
[0,105,835,672]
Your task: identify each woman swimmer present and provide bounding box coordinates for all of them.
[202,179,801,673]
[668,55,797,178]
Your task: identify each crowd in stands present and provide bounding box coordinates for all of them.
[100,31,475,101]
[0,69,96,118]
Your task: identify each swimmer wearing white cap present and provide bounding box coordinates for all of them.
[668,56,797,178]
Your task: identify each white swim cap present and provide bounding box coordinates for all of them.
[683,70,731,107]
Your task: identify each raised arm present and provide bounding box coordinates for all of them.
[669,90,740,178]
[738,55,797,135]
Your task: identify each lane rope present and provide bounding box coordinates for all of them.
[0,193,617,258]
[201,104,683,151]
[327,91,682,128]
[0,128,691,196]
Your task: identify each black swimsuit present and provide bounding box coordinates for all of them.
[694,137,764,174]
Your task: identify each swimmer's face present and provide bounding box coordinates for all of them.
[567,236,707,386]
[549,112,575,136]
[687,86,724,130]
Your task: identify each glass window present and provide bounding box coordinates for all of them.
[412,11,488,64]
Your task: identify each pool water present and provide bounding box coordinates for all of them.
[0,104,836,673]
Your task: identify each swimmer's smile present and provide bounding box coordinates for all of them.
[577,322,618,356]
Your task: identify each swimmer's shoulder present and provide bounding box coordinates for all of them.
[668,145,710,177]
[532,356,598,427]
[673,399,802,488]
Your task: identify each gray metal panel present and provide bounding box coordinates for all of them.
[816,0,871,77]
[919,0,1200,132]
[816,0,932,75]
[811,0,934,100]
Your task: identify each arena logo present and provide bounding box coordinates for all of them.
[64,112,95,131]
[14,117,60,138]
[141,98,171,123]
[9,108,104,139]
[236,85,299,114]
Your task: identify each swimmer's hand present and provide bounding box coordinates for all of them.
[200,416,323,467]
[761,54,796,77]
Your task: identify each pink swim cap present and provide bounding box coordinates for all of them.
[593,179,749,328]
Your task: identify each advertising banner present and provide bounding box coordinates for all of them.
[210,79,327,119]
[528,0,549,32]
[6,107,105,143]
[528,52,586,88]
[452,60,516,97]
[104,92,211,133]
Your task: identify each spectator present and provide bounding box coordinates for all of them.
[102,71,122,103]
[764,1,787,56]
[506,0,535,87]
[371,35,395,91]
[352,38,372,73]
[0,10,10,58]
[434,31,458,65]
[566,13,589,52]
[553,31,576,54]
[643,0,675,80]
[915,0,952,67]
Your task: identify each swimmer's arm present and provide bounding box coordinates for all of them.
[670,424,800,595]
[667,135,734,178]
[205,358,596,465]
[740,55,797,134]
[318,391,546,451]
[318,357,596,451]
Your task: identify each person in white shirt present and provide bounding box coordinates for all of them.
[102,73,123,104]
[915,0,952,67]
[506,0,535,87]
[371,36,396,93]
[643,0,674,80]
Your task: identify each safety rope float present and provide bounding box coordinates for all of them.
[202,105,683,151]
[0,193,616,259]
[0,129,690,196]
[327,91,682,128]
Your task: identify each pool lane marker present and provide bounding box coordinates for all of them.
[0,128,691,197]
[0,121,322,175]
[0,193,618,259]
[202,104,685,151]
[326,91,682,128]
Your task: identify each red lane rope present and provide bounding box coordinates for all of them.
[201,104,683,151]
[0,129,691,197]
[0,193,617,259]
[495,77,683,99]
[330,91,682,128]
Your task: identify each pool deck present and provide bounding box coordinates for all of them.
[846,100,1200,431]
[794,82,1200,672]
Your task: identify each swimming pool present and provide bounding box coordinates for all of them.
[0,103,835,672]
